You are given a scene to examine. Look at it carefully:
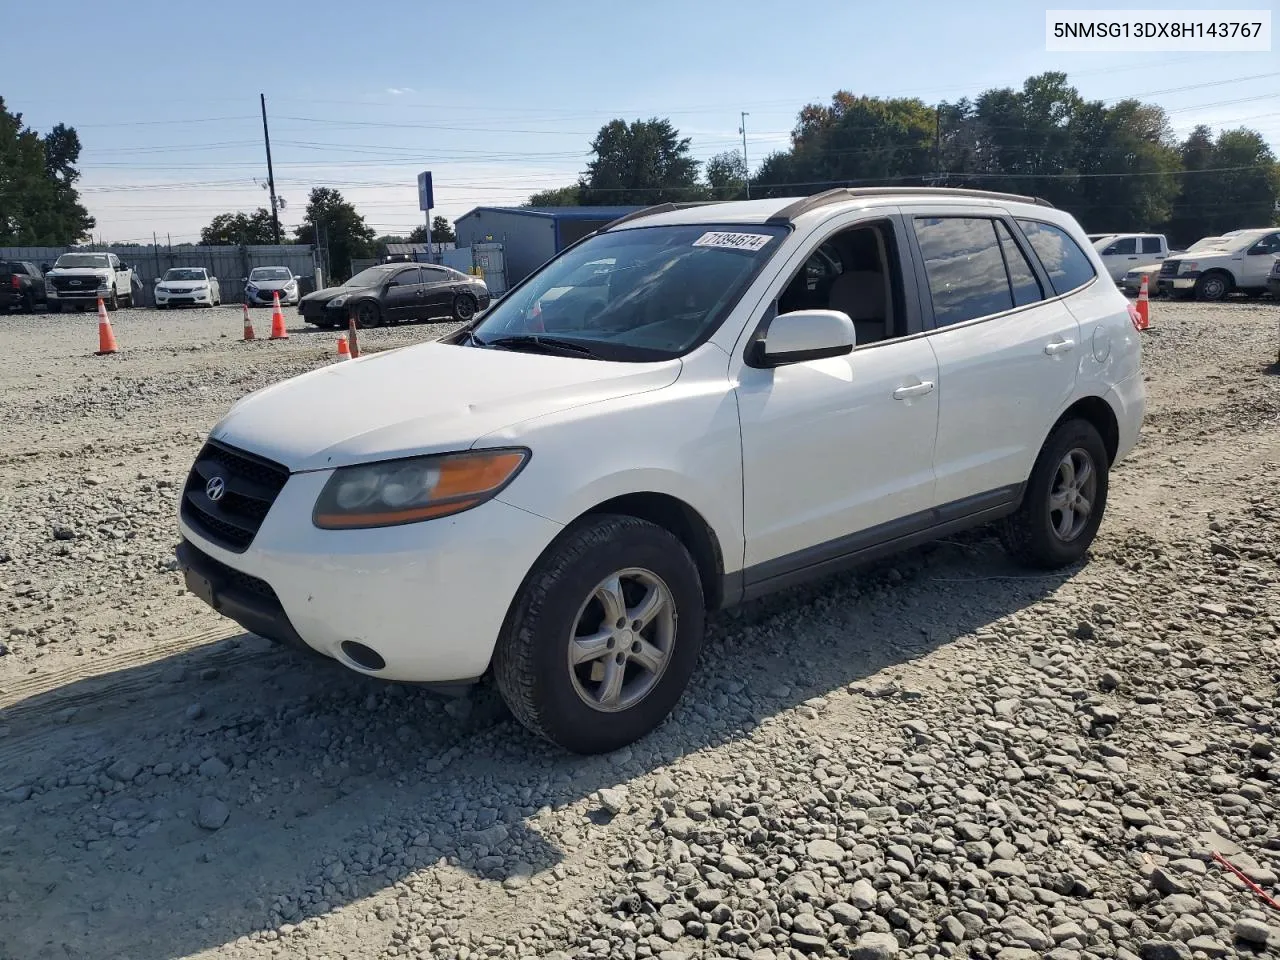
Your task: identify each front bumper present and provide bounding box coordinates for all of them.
[156,289,214,306]
[247,288,298,306]
[48,289,108,302]
[176,469,565,682]
[1157,276,1197,294]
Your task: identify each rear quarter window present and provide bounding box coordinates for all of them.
[1016,220,1097,296]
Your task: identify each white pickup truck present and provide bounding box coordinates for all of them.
[1155,227,1280,301]
[1090,233,1170,281]
[44,252,135,312]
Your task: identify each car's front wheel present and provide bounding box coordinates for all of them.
[1194,271,1231,302]
[355,301,382,328]
[999,418,1109,569]
[108,287,119,311]
[494,515,706,754]
[453,293,478,321]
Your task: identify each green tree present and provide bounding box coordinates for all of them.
[579,118,704,205]
[0,98,93,244]
[525,185,581,206]
[199,208,277,246]
[293,188,375,280]
[408,216,456,244]
[705,150,747,200]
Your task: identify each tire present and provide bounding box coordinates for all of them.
[49,303,61,314]
[453,293,478,322]
[107,287,119,311]
[355,301,382,328]
[999,418,1109,570]
[493,515,706,754]
[155,303,165,311]
[1194,271,1230,302]
[20,292,34,314]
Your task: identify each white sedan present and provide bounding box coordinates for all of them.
[155,268,221,308]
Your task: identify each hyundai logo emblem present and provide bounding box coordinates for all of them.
[205,476,226,502]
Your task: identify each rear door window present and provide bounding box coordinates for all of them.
[1016,220,1097,296]
[1141,237,1164,255]
[995,221,1044,307]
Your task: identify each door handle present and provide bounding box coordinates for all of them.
[892,380,935,400]
[1044,339,1075,356]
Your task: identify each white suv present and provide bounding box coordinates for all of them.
[175,188,1145,754]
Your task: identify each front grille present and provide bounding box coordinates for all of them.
[184,540,278,600]
[1159,260,1179,277]
[52,276,104,292]
[181,440,290,552]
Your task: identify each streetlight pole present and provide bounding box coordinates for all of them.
[739,111,751,200]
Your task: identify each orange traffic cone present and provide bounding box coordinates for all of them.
[269,290,288,339]
[241,303,256,341]
[95,297,119,355]
[1136,275,1151,331]
[336,335,350,360]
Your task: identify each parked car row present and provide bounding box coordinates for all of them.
[1093,227,1280,301]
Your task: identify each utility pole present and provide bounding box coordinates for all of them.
[260,93,281,245]
[739,111,751,200]
[933,106,942,187]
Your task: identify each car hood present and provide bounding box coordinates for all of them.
[209,341,682,472]
[48,267,111,276]
[300,285,368,304]
[250,279,294,289]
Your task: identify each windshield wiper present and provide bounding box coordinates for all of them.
[483,334,603,359]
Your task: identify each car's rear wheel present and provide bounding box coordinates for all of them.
[999,418,1109,569]
[453,293,478,322]
[494,515,705,754]
[49,303,61,314]
[355,301,382,328]
[21,292,34,314]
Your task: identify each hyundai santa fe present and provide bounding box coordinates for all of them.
[175,187,1146,754]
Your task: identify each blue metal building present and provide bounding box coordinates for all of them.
[454,206,642,289]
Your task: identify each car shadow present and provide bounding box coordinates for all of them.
[0,531,1077,960]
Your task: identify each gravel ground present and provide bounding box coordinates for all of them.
[0,300,1277,960]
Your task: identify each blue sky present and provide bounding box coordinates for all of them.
[4,0,1276,243]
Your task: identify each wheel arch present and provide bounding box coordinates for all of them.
[577,492,727,611]
[1056,395,1120,465]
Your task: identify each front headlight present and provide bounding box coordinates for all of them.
[246,282,258,292]
[312,449,529,529]
[1180,262,1198,273]
[329,294,349,308]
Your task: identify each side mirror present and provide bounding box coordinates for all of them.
[239,277,247,282]
[747,309,856,368]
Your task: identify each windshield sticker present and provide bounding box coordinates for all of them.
[692,231,772,252]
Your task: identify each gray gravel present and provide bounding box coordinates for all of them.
[0,300,1277,960]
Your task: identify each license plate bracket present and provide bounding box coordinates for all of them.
[183,568,219,609]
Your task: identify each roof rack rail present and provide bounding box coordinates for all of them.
[602,201,723,231]
[767,187,1054,223]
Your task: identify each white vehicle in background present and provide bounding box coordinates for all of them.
[154,267,221,309]
[1156,227,1280,301]
[243,266,301,307]
[1092,233,1169,281]
[45,252,135,312]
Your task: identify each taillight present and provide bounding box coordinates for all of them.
[9,276,18,290]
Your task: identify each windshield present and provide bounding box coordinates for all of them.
[163,268,206,282]
[342,265,400,288]
[471,224,787,360]
[250,267,291,281]
[55,254,110,269]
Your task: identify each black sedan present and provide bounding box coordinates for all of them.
[298,263,490,329]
